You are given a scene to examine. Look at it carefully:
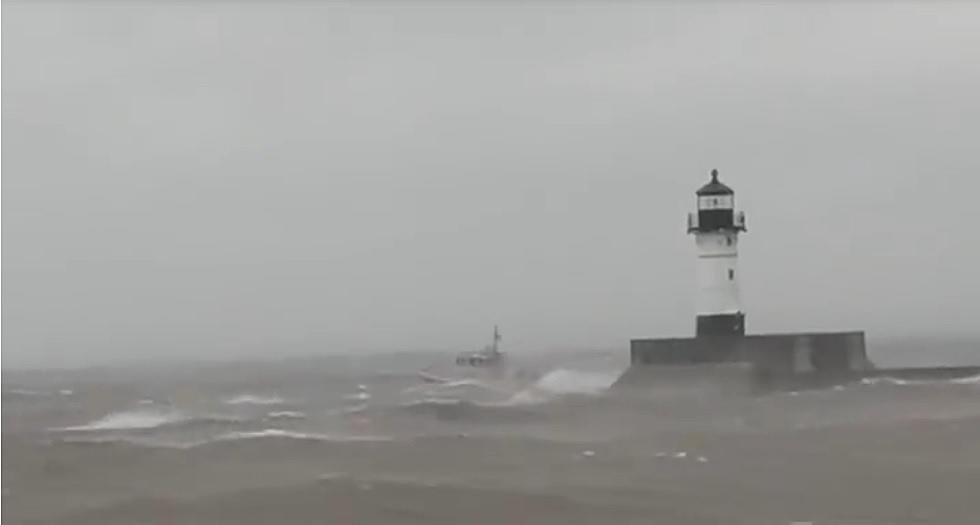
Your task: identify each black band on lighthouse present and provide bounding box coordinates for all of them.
[696,313,745,337]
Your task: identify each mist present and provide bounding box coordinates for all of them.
[4,2,980,368]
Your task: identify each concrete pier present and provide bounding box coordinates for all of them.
[620,331,872,391]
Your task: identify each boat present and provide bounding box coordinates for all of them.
[417,326,535,386]
[454,325,504,367]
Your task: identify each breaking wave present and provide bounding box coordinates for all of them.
[531,368,618,395]
[431,378,494,389]
[502,368,620,406]
[58,409,186,431]
[223,394,286,406]
[266,411,307,420]
[343,391,372,402]
[860,374,980,387]
[55,408,243,432]
[405,378,514,398]
[211,428,391,443]
[5,388,75,398]
[5,388,49,398]
[949,374,980,385]
[398,368,621,417]
[53,429,393,449]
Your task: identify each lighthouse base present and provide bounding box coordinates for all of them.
[619,331,872,391]
[696,313,745,337]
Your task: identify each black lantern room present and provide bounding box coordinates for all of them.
[688,169,746,234]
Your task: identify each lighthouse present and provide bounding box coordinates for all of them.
[687,169,746,337]
[622,168,873,390]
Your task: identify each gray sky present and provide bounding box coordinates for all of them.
[4,2,980,367]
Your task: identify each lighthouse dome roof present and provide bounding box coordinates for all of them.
[696,169,734,196]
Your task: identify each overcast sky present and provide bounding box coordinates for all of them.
[4,2,980,367]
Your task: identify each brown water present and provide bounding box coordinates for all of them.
[4,348,980,524]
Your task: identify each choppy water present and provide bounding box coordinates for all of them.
[4,345,980,524]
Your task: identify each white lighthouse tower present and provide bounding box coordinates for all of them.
[687,169,747,337]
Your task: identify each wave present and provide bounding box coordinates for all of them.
[404,378,514,399]
[59,409,186,431]
[499,368,620,406]
[223,394,286,406]
[5,388,75,399]
[55,408,244,432]
[532,368,619,395]
[211,428,392,443]
[860,374,980,387]
[5,388,49,398]
[403,397,462,408]
[949,374,980,385]
[343,391,372,402]
[398,397,542,421]
[342,403,370,415]
[266,410,307,420]
[498,389,551,406]
[422,378,503,390]
[861,377,916,386]
[397,368,620,415]
[53,434,194,448]
[54,429,392,449]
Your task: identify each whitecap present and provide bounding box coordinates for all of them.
[223,394,286,406]
[949,374,980,385]
[213,428,391,443]
[54,434,190,449]
[864,376,945,387]
[860,373,980,387]
[424,379,515,398]
[266,411,307,420]
[435,378,486,389]
[860,377,910,386]
[343,391,372,402]
[58,409,185,431]
[402,397,462,408]
[54,408,245,432]
[6,389,48,397]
